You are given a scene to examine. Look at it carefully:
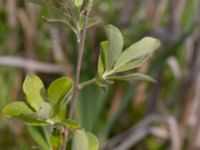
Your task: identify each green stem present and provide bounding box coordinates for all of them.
[79,78,96,89]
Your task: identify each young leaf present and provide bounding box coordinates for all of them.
[43,17,77,34]
[86,132,99,150]
[98,41,109,75]
[3,102,48,125]
[114,37,160,70]
[73,130,88,150]
[50,105,67,122]
[23,75,46,111]
[19,115,48,126]
[114,55,149,73]
[105,25,124,70]
[107,73,156,82]
[48,77,73,122]
[48,77,73,106]
[72,130,99,150]
[3,101,33,117]
[50,128,63,149]
[34,102,52,119]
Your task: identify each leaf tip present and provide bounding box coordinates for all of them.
[143,37,161,48]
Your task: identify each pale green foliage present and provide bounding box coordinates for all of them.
[73,130,88,150]
[105,25,124,70]
[3,101,48,126]
[34,102,52,119]
[2,1,160,148]
[23,75,46,111]
[98,41,109,75]
[86,132,99,150]
[107,73,156,82]
[73,130,99,150]
[3,75,73,126]
[3,101,33,117]
[2,23,160,149]
[48,77,73,106]
[114,56,149,73]
[114,37,161,69]
[47,77,73,122]
[95,25,160,87]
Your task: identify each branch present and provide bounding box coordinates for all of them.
[106,115,164,149]
[68,8,91,119]
[0,56,65,74]
[107,115,179,150]
[79,78,96,90]
[61,2,93,150]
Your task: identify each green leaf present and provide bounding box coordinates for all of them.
[19,115,48,126]
[43,17,77,34]
[48,77,73,122]
[62,119,80,130]
[73,130,88,150]
[108,73,156,82]
[50,128,62,148]
[86,132,99,150]
[3,101,33,117]
[34,102,52,119]
[23,75,46,111]
[98,41,109,74]
[48,77,73,106]
[50,106,67,123]
[114,37,160,70]
[3,102,49,125]
[114,55,149,73]
[72,130,99,150]
[28,126,50,150]
[105,25,124,70]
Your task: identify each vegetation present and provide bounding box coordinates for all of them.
[0,0,200,150]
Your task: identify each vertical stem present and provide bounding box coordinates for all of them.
[68,13,89,119]
[61,4,92,150]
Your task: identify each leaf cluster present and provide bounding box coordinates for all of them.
[2,2,160,148]
[3,75,73,125]
[95,25,160,88]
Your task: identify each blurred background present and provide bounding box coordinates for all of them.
[0,0,200,149]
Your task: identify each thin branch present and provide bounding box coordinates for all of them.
[107,115,179,150]
[79,78,96,90]
[61,3,93,150]
[0,56,65,74]
[69,6,92,121]
[106,115,164,149]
